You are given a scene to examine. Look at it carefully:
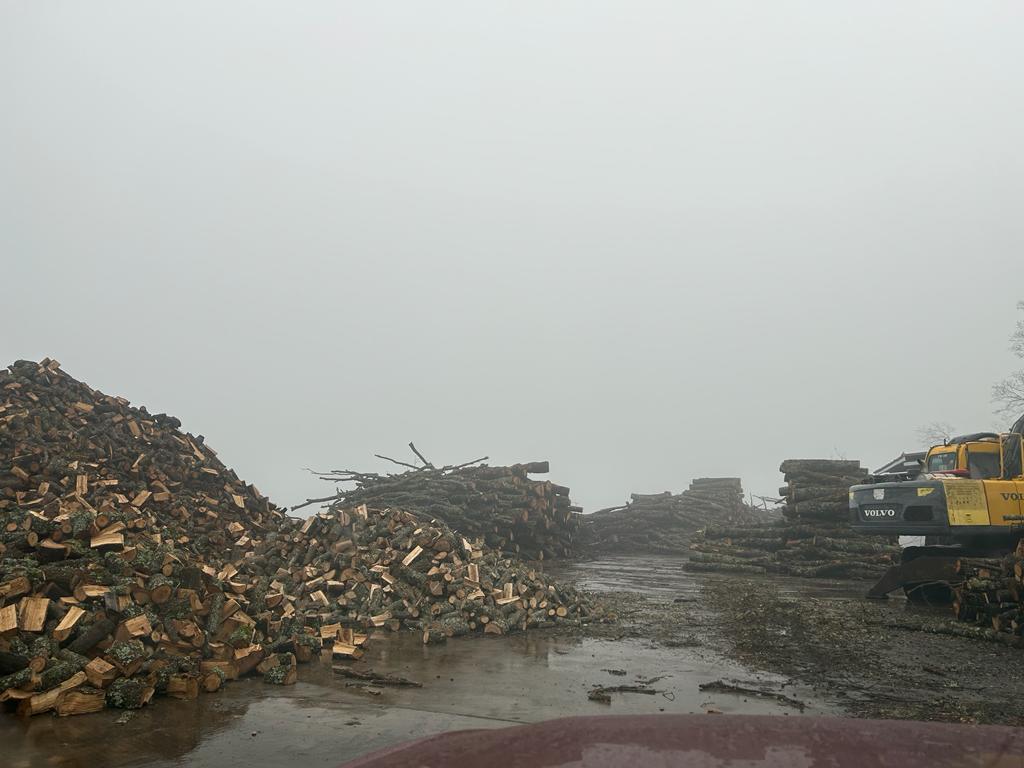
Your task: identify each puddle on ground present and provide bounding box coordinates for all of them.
[545,554,871,601]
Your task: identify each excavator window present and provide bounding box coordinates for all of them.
[1002,434,1024,480]
[967,452,1000,479]
[926,452,957,472]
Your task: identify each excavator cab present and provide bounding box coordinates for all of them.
[921,434,1002,479]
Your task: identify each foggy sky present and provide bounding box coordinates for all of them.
[3,2,1022,513]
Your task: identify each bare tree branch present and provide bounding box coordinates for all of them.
[374,454,422,471]
[993,302,1024,419]
[291,493,344,512]
[408,442,435,469]
[993,371,1024,418]
[447,456,490,471]
[1012,300,1024,358]
[916,421,956,446]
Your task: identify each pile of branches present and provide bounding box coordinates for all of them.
[299,449,582,561]
[0,360,597,719]
[580,478,768,555]
[686,460,898,580]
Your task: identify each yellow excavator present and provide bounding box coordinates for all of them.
[850,416,1024,601]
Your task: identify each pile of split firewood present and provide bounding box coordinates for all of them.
[580,477,766,555]
[687,460,899,579]
[0,359,596,719]
[300,452,582,560]
[291,504,595,644]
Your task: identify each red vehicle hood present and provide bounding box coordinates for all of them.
[342,714,1024,768]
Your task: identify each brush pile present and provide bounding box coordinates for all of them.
[302,454,582,561]
[0,359,596,719]
[581,477,766,555]
[687,460,899,579]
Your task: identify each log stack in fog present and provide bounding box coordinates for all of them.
[301,455,582,561]
[687,459,899,580]
[581,477,769,555]
[777,459,867,523]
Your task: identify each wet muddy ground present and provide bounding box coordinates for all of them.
[5,554,1024,767]
[699,577,1024,725]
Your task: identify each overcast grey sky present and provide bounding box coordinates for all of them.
[2,2,1022,512]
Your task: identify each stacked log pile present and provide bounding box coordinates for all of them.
[301,454,582,561]
[686,460,899,580]
[882,545,1024,646]
[580,478,767,555]
[777,460,867,524]
[0,359,596,718]
[949,550,1024,645]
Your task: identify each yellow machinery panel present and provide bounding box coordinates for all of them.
[985,480,1023,526]
[942,480,990,526]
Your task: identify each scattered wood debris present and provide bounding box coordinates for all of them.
[635,675,667,685]
[332,667,422,687]
[698,680,806,711]
[587,684,659,704]
[343,683,382,696]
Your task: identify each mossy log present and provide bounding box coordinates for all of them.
[105,678,155,709]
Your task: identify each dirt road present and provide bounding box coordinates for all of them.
[700,576,1024,724]
[555,555,1024,725]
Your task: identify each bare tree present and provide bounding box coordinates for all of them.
[916,421,955,446]
[993,301,1024,418]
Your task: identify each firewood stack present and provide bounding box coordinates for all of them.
[303,456,582,561]
[0,359,599,719]
[687,459,899,579]
[281,504,596,646]
[580,477,766,555]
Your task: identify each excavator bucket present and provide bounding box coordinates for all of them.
[865,556,960,600]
